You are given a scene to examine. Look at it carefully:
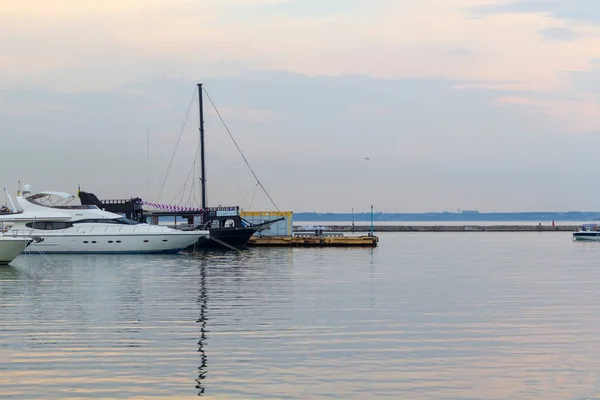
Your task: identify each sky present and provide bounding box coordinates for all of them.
[3,0,600,212]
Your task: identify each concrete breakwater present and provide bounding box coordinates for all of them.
[295,225,580,232]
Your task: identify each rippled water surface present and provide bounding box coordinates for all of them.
[3,232,600,398]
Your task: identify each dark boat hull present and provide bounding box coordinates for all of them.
[573,232,600,241]
[186,227,257,250]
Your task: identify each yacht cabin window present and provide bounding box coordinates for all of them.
[72,217,139,225]
[26,221,73,230]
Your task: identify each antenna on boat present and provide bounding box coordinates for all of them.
[198,83,207,209]
[147,126,151,201]
[4,188,16,212]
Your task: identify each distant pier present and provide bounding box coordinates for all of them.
[295,225,579,233]
[248,234,378,247]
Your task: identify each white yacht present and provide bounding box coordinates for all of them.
[0,235,35,264]
[0,186,209,254]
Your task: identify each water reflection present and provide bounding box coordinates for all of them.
[196,259,208,395]
[0,264,20,280]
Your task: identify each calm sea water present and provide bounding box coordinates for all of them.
[3,232,600,399]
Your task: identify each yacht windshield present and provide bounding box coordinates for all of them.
[116,217,140,225]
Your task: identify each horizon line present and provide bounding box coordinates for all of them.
[293,211,600,214]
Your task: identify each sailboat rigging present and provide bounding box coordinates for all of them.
[77,83,283,250]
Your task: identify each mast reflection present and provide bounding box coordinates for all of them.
[196,262,208,396]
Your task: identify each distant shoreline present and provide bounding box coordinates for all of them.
[293,224,579,232]
[293,211,600,222]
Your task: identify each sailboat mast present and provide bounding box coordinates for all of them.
[198,83,207,209]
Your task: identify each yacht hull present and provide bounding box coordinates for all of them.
[0,237,32,264]
[13,232,205,254]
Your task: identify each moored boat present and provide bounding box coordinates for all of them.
[573,224,600,241]
[0,185,209,254]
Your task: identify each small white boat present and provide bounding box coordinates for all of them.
[0,235,35,264]
[573,224,600,241]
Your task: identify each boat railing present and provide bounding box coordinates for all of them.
[99,198,141,205]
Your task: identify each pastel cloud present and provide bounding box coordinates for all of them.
[497,94,600,132]
[476,0,600,24]
[3,0,600,94]
[538,26,578,41]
